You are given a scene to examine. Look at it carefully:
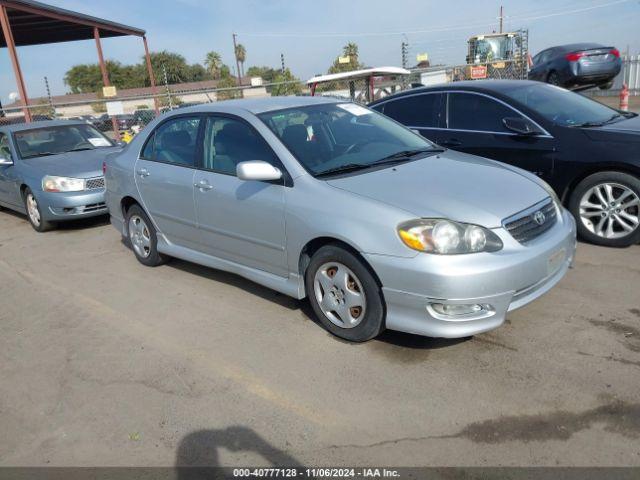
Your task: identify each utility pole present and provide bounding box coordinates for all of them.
[401,40,408,89]
[281,53,286,75]
[44,76,54,117]
[162,63,173,110]
[499,6,504,34]
[232,33,242,86]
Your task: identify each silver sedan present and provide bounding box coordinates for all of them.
[105,96,576,342]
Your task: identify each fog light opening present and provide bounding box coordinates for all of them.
[429,303,494,318]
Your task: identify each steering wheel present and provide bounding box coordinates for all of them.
[344,141,367,155]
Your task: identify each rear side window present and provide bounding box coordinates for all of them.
[379,93,442,128]
[447,93,521,133]
[141,116,200,167]
[0,133,11,159]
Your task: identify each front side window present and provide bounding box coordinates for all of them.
[14,124,114,159]
[379,93,442,128]
[0,133,11,159]
[202,116,279,176]
[142,116,200,167]
[501,83,628,127]
[447,93,522,133]
[259,103,436,177]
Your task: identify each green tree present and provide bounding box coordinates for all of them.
[246,66,279,84]
[235,43,247,77]
[204,51,223,79]
[328,42,365,74]
[270,69,302,96]
[216,76,240,101]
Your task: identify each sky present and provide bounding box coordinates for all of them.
[1,0,639,103]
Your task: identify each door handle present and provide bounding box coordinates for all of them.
[194,180,213,191]
[136,168,150,178]
[440,139,462,147]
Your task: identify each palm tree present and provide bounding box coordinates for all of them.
[235,44,247,78]
[204,51,223,79]
[343,42,359,65]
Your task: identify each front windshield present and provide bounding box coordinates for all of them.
[15,124,114,159]
[258,103,437,176]
[502,83,626,127]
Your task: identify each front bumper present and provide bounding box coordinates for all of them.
[38,189,108,221]
[365,209,577,338]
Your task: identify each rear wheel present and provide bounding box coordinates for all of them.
[547,71,561,86]
[305,244,385,342]
[569,172,640,247]
[125,204,168,266]
[599,80,614,90]
[23,188,54,232]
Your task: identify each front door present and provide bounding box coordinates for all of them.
[442,92,557,182]
[135,115,201,250]
[193,115,287,277]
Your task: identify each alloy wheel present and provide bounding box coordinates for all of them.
[313,262,366,329]
[579,182,640,239]
[128,215,152,258]
[26,194,41,227]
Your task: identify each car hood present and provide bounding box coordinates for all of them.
[326,150,549,228]
[582,115,640,142]
[20,147,121,178]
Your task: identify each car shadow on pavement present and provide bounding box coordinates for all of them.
[175,426,304,479]
[55,214,111,231]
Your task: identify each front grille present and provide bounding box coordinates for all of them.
[503,198,558,244]
[85,177,105,190]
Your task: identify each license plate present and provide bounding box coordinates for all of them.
[587,54,607,62]
[548,248,566,276]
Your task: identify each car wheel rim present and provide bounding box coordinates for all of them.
[579,182,640,239]
[313,262,366,329]
[26,194,41,226]
[128,215,152,258]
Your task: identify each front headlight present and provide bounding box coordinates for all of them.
[398,219,503,254]
[42,175,85,192]
[540,180,561,210]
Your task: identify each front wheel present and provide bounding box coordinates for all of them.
[547,71,561,86]
[305,244,385,342]
[23,188,54,232]
[569,172,640,247]
[125,204,168,266]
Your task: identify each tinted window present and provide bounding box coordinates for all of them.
[502,83,624,127]
[142,116,200,167]
[14,124,113,159]
[380,93,442,128]
[259,103,437,177]
[448,93,521,132]
[202,116,279,176]
[0,133,11,159]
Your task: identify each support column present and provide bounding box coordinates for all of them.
[0,6,31,122]
[94,27,119,139]
[143,36,160,115]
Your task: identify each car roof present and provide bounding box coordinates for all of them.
[0,119,89,133]
[173,95,343,115]
[369,79,542,105]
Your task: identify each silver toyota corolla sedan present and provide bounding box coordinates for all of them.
[105,96,576,342]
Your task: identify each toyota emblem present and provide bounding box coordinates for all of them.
[533,210,546,225]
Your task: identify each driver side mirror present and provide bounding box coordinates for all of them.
[0,152,13,166]
[503,117,542,136]
[236,161,282,182]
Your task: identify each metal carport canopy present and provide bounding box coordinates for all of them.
[0,0,145,47]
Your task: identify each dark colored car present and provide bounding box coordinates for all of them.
[528,43,622,90]
[370,80,640,247]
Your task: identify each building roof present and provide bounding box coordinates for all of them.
[0,0,145,48]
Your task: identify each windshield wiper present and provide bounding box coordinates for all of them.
[23,152,60,159]
[315,163,371,177]
[69,147,93,152]
[571,113,625,128]
[372,147,444,166]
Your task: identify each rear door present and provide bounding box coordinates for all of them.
[442,91,557,181]
[135,115,202,250]
[193,115,288,276]
[374,92,445,144]
[0,132,20,207]
[528,49,553,81]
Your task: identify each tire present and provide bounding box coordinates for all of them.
[569,171,640,247]
[599,81,614,90]
[547,71,561,86]
[23,188,54,232]
[125,204,168,266]
[305,244,385,342]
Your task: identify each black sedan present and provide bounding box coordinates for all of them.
[370,80,640,247]
[528,43,622,90]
